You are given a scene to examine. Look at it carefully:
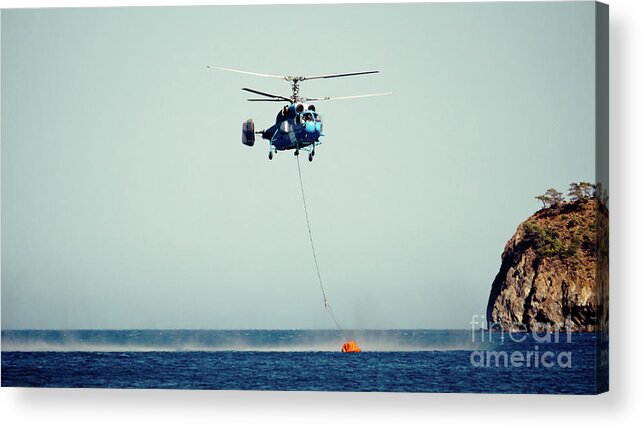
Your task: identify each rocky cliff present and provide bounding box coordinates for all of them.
[486,197,608,332]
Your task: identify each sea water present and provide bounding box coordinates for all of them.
[1,330,597,393]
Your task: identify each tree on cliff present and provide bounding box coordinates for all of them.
[568,182,596,202]
[535,188,564,208]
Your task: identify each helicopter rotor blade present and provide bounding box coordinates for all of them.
[247,98,289,102]
[206,65,285,80]
[301,70,380,81]
[303,92,392,102]
[241,87,291,101]
[208,66,388,103]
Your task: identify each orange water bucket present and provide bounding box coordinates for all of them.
[341,340,361,353]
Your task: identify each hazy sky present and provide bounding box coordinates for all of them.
[1,2,597,329]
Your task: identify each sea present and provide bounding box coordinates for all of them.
[1,329,599,394]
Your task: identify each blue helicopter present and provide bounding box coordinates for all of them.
[207,66,390,161]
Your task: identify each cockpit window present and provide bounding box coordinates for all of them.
[302,112,314,122]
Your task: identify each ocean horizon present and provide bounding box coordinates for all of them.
[1,329,598,393]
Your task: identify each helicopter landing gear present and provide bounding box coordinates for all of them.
[294,145,300,156]
[268,142,275,160]
[308,153,313,162]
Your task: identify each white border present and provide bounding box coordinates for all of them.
[1,0,641,427]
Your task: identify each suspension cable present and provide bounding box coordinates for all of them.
[295,156,345,336]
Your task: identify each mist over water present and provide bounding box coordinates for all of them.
[1,329,480,352]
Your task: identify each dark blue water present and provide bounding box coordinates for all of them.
[1,330,598,393]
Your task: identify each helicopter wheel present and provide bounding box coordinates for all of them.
[308,153,313,162]
[268,151,273,160]
[294,149,299,156]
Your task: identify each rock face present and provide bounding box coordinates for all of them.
[486,198,608,332]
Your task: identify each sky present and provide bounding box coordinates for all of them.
[1,2,598,329]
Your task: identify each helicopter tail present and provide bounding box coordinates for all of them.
[242,119,255,146]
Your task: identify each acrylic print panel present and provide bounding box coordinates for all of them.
[1,1,608,394]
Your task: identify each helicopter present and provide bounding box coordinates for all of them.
[207,66,391,161]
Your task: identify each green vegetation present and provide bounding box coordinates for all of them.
[523,222,579,259]
[528,182,605,261]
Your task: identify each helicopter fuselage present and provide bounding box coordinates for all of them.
[262,103,323,152]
